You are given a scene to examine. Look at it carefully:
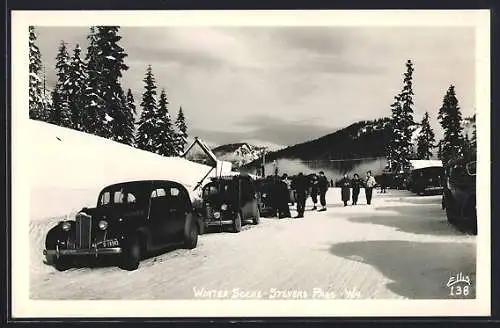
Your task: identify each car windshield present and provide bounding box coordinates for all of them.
[203,181,235,200]
[98,182,151,209]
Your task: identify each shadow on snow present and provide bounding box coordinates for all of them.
[329,240,476,299]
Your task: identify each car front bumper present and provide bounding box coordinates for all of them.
[43,246,122,258]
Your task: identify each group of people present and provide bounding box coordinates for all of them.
[260,170,379,219]
[337,170,378,206]
[291,171,330,218]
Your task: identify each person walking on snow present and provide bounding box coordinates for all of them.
[309,174,319,210]
[365,170,377,205]
[293,172,309,218]
[351,173,363,205]
[317,171,329,211]
[339,173,351,207]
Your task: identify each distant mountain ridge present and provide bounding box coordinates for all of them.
[242,117,393,169]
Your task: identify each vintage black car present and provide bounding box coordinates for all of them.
[200,174,260,232]
[43,180,202,271]
[442,155,477,234]
[408,166,444,195]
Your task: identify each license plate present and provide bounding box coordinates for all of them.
[103,239,119,247]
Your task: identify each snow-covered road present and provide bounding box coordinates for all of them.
[30,188,476,300]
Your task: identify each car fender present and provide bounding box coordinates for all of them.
[183,212,200,236]
[45,222,73,249]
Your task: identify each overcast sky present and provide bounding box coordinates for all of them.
[35,26,475,149]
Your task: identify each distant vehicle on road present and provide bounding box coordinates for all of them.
[43,180,202,271]
[200,174,260,232]
[442,155,477,234]
[407,161,445,195]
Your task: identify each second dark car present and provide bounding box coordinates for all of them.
[200,174,260,232]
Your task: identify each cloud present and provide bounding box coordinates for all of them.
[34,25,475,149]
[192,114,335,147]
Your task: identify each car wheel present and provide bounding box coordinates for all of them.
[253,208,260,225]
[53,257,71,272]
[184,221,199,249]
[232,212,242,233]
[119,236,141,271]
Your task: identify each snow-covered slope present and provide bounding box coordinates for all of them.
[28,120,231,221]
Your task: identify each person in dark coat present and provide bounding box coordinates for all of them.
[264,175,278,217]
[309,174,319,210]
[351,173,363,205]
[380,172,388,193]
[339,173,351,206]
[293,172,309,218]
[274,176,291,218]
[317,171,329,211]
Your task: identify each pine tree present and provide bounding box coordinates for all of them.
[81,26,107,135]
[126,88,138,144]
[136,65,158,152]
[81,26,129,139]
[49,40,72,127]
[156,89,178,156]
[175,106,188,154]
[126,89,137,116]
[111,88,136,146]
[470,113,477,150]
[437,85,465,164]
[386,60,416,172]
[29,26,48,120]
[66,44,88,130]
[416,112,436,160]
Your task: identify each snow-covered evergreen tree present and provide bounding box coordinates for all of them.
[416,112,436,160]
[126,89,137,116]
[386,60,416,172]
[65,44,88,130]
[136,65,158,152]
[156,89,178,156]
[175,106,188,154]
[81,26,108,135]
[111,88,136,146]
[29,26,48,121]
[95,26,130,142]
[49,40,72,127]
[470,113,477,150]
[438,85,465,164]
[81,26,129,139]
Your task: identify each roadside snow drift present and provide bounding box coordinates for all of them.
[29,120,231,221]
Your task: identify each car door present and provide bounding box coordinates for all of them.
[164,184,188,242]
[239,178,253,219]
[148,184,176,246]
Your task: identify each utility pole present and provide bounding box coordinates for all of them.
[261,147,268,178]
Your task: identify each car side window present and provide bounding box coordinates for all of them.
[151,188,167,198]
[100,191,111,205]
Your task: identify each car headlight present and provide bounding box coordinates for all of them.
[214,212,221,219]
[61,221,71,231]
[98,220,108,230]
[221,204,228,211]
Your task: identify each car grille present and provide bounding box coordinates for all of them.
[75,213,92,249]
[205,205,214,218]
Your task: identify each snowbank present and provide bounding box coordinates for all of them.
[29,120,231,221]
